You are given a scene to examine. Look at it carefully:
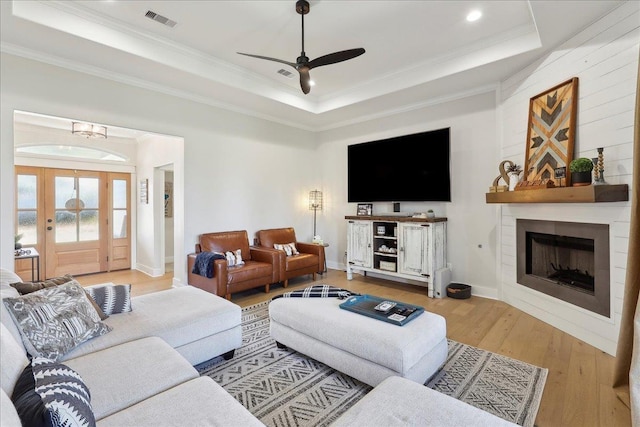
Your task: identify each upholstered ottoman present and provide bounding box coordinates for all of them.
[269,297,447,387]
[333,376,518,427]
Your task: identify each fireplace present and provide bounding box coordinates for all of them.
[516,219,610,317]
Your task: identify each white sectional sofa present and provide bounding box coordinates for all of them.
[0,268,262,427]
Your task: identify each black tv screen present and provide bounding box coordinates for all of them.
[348,128,451,202]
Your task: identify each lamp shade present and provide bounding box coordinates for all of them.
[309,190,323,210]
[72,121,107,139]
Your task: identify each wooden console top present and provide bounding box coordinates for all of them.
[344,215,447,223]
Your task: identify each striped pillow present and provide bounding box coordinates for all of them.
[86,284,132,315]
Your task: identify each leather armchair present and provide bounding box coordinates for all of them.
[187,230,279,300]
[256,227,325,288]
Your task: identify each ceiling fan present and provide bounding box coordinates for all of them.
[237,0,365,95]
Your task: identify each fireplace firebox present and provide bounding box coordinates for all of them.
[516,219,610,317]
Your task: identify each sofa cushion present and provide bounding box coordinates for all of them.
[3,282,112,361]
[12,357,96,427]
[61,286,241,362]
[227,261,272,284]
[1,389,21,427]
[285,253,318,271]
[0,323,29,396]
[96,377,264,427]
[64,337,198,420]
[85,284,132,315]
[0,269,23,290]
[1,287,24,348]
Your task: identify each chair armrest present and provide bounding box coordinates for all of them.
[187,253,229,296]
[250,246,282,284]
[296,242,325,273]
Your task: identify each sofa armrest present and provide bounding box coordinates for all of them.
[249,246,281,284]
[296,242,325,273]
[187,253,229,297]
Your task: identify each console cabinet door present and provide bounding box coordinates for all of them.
[399,223,430,277]
[347,220,372,268]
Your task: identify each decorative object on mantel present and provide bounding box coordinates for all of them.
[427,209,435,219]
[489,160,514,192]
[592,147,608,185]
[506,163,523,191]
[524,77,578,187]
[514,179,556,191]
[357,203,372,216]
[569,157,594,187]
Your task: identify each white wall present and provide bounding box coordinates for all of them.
[136,134,183,277]
[317,91,500,298]
[0,53,317,285]
[497,2,639,355]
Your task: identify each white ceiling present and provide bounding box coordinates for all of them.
[1,0,624,131]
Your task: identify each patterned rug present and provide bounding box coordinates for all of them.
[197,301,547,427]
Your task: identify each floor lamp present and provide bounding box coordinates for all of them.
[309,190,323,237]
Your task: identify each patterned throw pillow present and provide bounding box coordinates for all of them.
[9,275,108,320]
[10,274,75,295]
[224,249,245,267]
[12,357,96,427]
[274,242,300,257]
[2,282,112,361]
[85,284,132,315]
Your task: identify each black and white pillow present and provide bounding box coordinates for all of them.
[274,242,299,257]
[224,249,245,267]
[3,282,112,360]
[85,284,132,316]
[12,357,96,427]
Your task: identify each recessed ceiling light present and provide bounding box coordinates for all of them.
[309,80,316,87]
[466,10,482,22]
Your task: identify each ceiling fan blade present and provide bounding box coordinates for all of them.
[308,48,365,69]
[299,67,311,94]
[237,52,297,69]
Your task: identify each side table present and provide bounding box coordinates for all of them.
[312,242,329,273]
[14,248,40,281]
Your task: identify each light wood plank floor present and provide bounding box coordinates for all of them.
[77,268,631,427]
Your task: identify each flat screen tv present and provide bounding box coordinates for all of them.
[348,127,451,202]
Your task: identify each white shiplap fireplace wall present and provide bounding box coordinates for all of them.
[497,2,638,356]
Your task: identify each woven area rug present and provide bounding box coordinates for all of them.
[197,301,547,427]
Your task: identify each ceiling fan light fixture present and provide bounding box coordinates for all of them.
[466,10,482,22]
[237,0,364,95]
[309,80,316,87]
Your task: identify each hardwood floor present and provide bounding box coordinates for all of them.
[76,268,631,427]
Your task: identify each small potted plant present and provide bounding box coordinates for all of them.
[569,158,593,187]
[506,163,523,191]
[427,209,435,219]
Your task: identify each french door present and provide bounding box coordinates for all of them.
[15,166,131,279]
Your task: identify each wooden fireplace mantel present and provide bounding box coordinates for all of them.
[485,184,629,204]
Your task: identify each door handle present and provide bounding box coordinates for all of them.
[47,226,53,231]
[47,219,53,223]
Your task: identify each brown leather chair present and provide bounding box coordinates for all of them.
[187,230,279,300]
[256,227,325,288]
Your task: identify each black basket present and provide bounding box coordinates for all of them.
[446,283,471,299]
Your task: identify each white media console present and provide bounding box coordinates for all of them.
[345,216,448,298]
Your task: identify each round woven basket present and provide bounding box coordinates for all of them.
[446,283,471,299]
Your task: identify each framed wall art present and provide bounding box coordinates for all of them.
[139,179,148,204]
[357,203,373,216]
[524,77,578,187]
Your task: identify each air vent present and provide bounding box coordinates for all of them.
[145,10,177,28]
[277,69,294,78]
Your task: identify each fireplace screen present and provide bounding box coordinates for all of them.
[517,219,610,318]
[526,232,595,294]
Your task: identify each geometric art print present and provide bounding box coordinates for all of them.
[524,77,578,187]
